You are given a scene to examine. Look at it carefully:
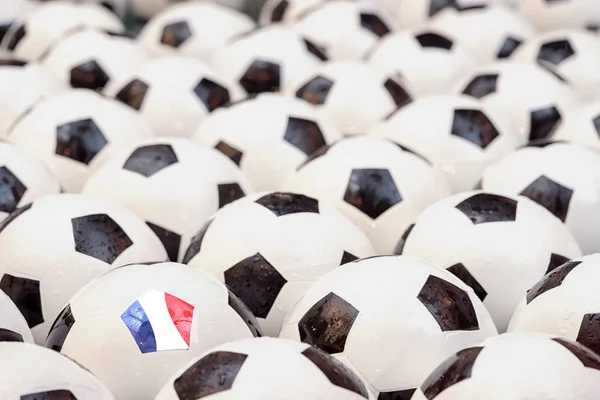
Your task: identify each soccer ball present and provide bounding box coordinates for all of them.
[430,5,535,63]
[0,193,168,343]
[0,142,61,222]
[552,100,600,151]
[6,89,155,192]
[183,191,375,336]
[156,337,372,399]
[191,92,341,191]
[511,29,600,100]
[366,26,476,96]
[82,136,254,262]
[279,255,498,398]
[1,342,115,399]
[0,290,33,343]
[516,0,600,32]
[285,61,413,136]
[45,262,262,399]
[412,333,600,399]
[291,0,396,61]
[369,95,519,193]
[282,137,450,253]
[0,1,124,61]
[137,1,255,61]
[456,61,581,143]
[399,190,582,332]
[210,26,328,96]
[40,28,150,93]
[105,56,244,138]
[480,141,600,255]
[259,0,326,26]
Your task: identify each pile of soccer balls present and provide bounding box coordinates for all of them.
[2,0,600,398]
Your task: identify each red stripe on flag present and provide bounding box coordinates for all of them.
[165,292,194,346]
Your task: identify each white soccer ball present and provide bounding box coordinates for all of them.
[44,262,261,400]
[137,1,255,61]
[516,0,600,32]
[412,332,600,400]
[191,92,341,191]
[481,140,600,255]
[284,61,413,136]
[40,28,150,93]
[82,136,254,262]
[156,337,372,400]
[370,95,520,193]
[0,342,115,399]
[455,61,581,143]
[6,89,155,192]
[0,290,33,343]
[552,100,600,151]
[279,255,498,398]
[291,0,396,61]
[399,190,582,332]
[183,191,375,336]
[104,56,244,138]
[282,136,450,254]
[210,26,328,96]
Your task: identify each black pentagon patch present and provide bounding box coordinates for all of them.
[455,193,518,225]
[271,0,289,22]
[546,253,570,274]
[194,78,231,112]
[114,79,149,111]
[122,144,178,177]
[447,263,487,301]
[428,0,458,17]
[360,13,390,38]
[462,74,498,99]
[393,223,415,255]
[576,313,600,357]
[594,115,600,138]
[0,24,11,45]
[0,328,23,342]
[173,351,248,399]
[284,117,326,156]
[239,60,281,94]
[255,192,319,216]
[214,141,243,166]
[295,75,334,105]
[538,39,575,66]
[224,253,287,318]
[552,337,600,370]
[529,106,562,141]
[0,203,31,233]
[21,390,77,400]
[519,175,573,222]
[0,166,26,213]
[343,168,402,219]
[378,389,416,400]
[44,304,75,352]
[526,260,582,304]
[5,24,25,52]
[586,24,600,32]
[55,118,108,165]
[146,222,180,262]
[227,290,262,337]
[302,346,369,398]
[297,144,330,170]
[181,218,213,264]
[497,36,522,59]
[160,21,191,49]
[420,347,483,400]
[340,251,358,265]
[298,292,359,355]
[384,78,412,109]
[415,32,453,50]
[304,38,328,61]
[0,274,42,328]
[451,108,499,149]
[417,275,479,331]
[71,214,133,264]
[69,60,110,92]
[218,183,245,208]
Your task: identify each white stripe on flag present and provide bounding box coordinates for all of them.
[138,290,189,351]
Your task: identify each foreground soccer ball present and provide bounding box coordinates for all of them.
[279,255,498,398]
[156,337,372,400]
[83,137,253,262]
[45,262,261,399]
[412,333,600,399]
[0,193,168,343]
[183,191,375,336]
[1,342,115,399]
[0,290,33,343]
[399,191,582,332]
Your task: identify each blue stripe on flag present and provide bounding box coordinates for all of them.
[120,299,157,353]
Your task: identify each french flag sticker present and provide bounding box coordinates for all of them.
[121,289,195,354]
